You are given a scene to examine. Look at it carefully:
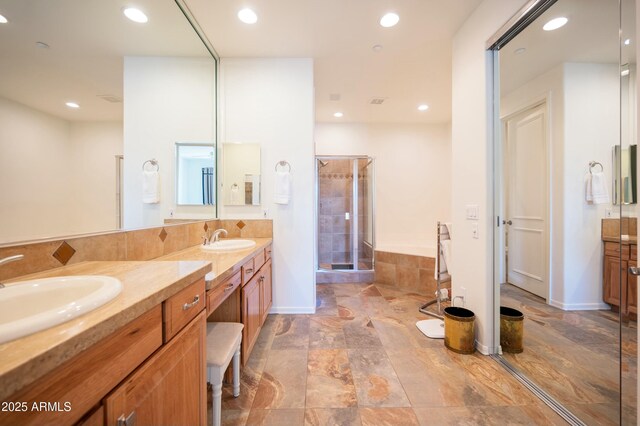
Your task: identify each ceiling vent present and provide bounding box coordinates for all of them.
[97,94,122,103]
[329,93,341,101]
[369,97,387,105]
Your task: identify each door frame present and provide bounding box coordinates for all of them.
[499,98,551,302]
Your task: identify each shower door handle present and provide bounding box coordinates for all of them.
[629,266,640,276]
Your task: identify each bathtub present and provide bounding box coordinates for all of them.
[374,244,437,292]
[375,244,436,258]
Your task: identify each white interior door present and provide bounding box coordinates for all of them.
[505,103,547,298]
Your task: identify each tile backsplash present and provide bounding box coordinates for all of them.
[0,219,272,282]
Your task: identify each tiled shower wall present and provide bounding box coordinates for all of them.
[318,159,353,268]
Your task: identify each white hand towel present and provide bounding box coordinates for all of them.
[142,171,160,204]
[441,239,452,276]
[274,171,291,205]
[586,172,609,204]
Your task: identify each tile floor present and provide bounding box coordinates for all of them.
[501,284,637,425]
[210,283,568,425]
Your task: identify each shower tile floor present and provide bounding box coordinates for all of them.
[501,284,637,425]
[211,283,566,425]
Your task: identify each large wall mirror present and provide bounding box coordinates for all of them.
[494,0,636,423]
[0,0,218,244]
[222,143,261,206]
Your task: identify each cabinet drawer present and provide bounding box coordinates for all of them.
[207,271,241,313]
[0,306,162,426]
[242,258,256,285]
[254,249,266,271]
[604,242,629,258]
[164,278,205,342]
[265,245,272,262]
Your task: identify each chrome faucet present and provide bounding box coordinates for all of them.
[211,229,228,242]
[0,254,24,288]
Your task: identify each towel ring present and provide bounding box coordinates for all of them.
[142,159,160,172]
[275,160,291,172]
[589,161,603,175]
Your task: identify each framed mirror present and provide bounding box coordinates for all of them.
[222,143,261,206]
[175,143,216,206]
[0,0,218,244]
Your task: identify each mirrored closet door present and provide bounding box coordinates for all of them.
[492,0,637,423]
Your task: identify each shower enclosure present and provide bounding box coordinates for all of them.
[316,156,375,281]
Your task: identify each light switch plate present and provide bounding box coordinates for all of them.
[466,204,479,220]
[472,223,479,239]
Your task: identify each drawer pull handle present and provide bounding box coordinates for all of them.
[224,283,235,292]
[630,267,640,276]
[245,268,254,274]
[182,295,200,311]
[117,411,136,426]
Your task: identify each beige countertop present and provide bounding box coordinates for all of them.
[0,259,211,401]
[158,238,272,290]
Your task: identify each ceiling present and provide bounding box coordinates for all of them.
[500,0,632,94]
[0,0,210,122]
[183,0,483,124]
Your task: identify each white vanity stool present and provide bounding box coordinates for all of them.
[206,322,244,426]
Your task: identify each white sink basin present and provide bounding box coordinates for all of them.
[0,275,122,344]
[201,239,256,251]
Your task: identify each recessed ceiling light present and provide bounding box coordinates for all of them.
[123,7,148,23]
[543,17,568,31]
[418,104,429,111]
[238,8,258,24]
[379,13,399,28]
[65,102,80,109]
[514,47,526,55]
[334,112,344,118]
[372,44,383,53]
[625,38,631,45]
[0,14,8,24]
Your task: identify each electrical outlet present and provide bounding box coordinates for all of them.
[472,223,479,239]
[605,208,613,218]
[263,209,269,218]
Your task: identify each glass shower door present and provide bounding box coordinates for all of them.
[317,158,355,271]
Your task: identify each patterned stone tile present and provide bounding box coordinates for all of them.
[359,408,419,426]
[245,409,305,426]
[252,350,308,409]
[348,349,410,407]
[271,316,310,350]
[304,408,361,426]
[309,316,347,349]
[306,349,357,408]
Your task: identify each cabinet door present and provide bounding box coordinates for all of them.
[242,274,262,365]
[105,311,206,426]
[604,255,624,307]
[260,260,273,325]
[628,261,637,315]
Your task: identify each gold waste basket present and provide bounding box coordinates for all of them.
[500,306,524,353]
[443,307,475,354]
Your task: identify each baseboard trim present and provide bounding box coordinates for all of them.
[475,340,491,355]
[269,306,316,314]
[548,299,610,311]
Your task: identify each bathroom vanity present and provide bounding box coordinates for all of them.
[0,236,273,426]
[602,218,638,318]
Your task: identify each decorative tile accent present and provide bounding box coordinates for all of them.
[236,221,246,230]
[203,222,209,232]
[159,228,168,242]
[52,241,76,265]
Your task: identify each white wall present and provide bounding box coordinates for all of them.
[451,0,528,354]
[123,56,216,229]
[561,63,619,309]
[219,58,315,314]
[315,122,451,256]
[0,97,122,243]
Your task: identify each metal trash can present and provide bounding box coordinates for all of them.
[500,306,524,353]
[443,307,475,354]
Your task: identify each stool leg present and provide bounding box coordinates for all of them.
[212,382,222,426]
[233,346,241,398]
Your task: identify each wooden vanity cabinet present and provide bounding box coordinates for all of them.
[240,245,273,365]
[603,241,637,317]
[104,310,206,426]
[0,278,207,426]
